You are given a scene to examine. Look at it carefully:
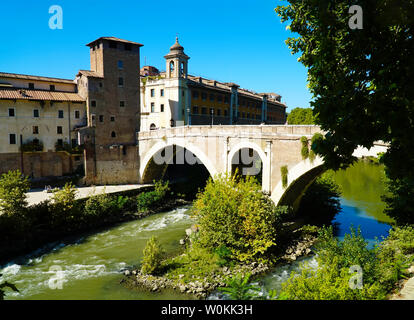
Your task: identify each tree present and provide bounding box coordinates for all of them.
[193,175,287,262]
[141,236,164,275]
[0,170,30,217]
[276,1,414,223]
[287,107,314,124]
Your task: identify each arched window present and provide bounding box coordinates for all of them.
[150,123,157,130]
[180,62,185,76]
[111,131,116,138]
[169,61,175,76]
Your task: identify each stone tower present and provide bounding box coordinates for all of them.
[77,37,143,184]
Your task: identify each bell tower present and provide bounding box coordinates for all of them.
[164,38,189,79]
[164,38,191,126]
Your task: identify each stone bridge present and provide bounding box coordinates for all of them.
[137,125,387,210]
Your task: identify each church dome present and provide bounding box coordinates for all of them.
[170,37,184,52]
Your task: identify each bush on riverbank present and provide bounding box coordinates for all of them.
[193,175,287,263]
[278,225,414,300]
[137,181,170,213]
[141,237,164,275]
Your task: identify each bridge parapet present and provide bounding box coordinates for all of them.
[137,125,323,141]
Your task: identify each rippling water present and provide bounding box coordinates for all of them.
[1,206,194,300]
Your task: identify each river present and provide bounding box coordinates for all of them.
[1,161,392,300]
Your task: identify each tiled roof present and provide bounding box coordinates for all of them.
[86,37,143,47]
[0,88,85,102]
[77,70,104,78]
[0,72,75,84]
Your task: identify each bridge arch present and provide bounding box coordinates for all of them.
[227,141,268,188]
[139,140,218,184]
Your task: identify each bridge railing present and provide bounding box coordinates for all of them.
[137,125,323,140]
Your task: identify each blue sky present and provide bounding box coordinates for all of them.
[0,0,311,111]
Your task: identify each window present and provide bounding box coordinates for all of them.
[151,103,155,112]
[192,91,199,99]
[57,126,63,134]
[71,139,77,148]
[118,60,123,69]
[182,90,185,97]
[161,104,164,112]
[33,126,39,134]
[124,43,132,51]
[109,41,117,49]
[224,110,228,117]
[8,108,15,117]
[201,92,207,101]
[28,83,34,89]
[110,116,115,122]
[201,107,207,115]
[169,61,175,76]
[75,110,80,119]
[99,115,104,122]
[50,85,55,91]
[58,110,64,118]
[111,131,116,138]
[151,89,155,97]
[57,139,63,147]
[224,96,229,104]
[193,106,199,114]
[242,112,245,119]
[120,101,125,107]
[217,95,223,102]
[118,77,124,87]
[91,100,96,107]
[9,134,16,145]
[33,109,39,118]
[160,89,164,97]
[217,109,221,116]
[209,94,215,101]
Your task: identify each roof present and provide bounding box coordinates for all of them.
[0,72,75,84]
[0,88,85,102]
[186,75,286,107]
[86,37,143,47]
[77,70,104,79]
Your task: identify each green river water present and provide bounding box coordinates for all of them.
[1,161,392,300]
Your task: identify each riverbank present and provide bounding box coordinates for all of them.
[0,182,191,265]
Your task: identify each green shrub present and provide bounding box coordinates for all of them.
[300,136,309,160]
[214,245,233,267]
[280,166,288,188]
[141,236,164,275]
[137,181,169,212]
[219,273,261,300]
[20,139,43,152]
[0,170,30,217]
[84,192,113,218]
[50,183,80,227]
[279,226,387,300]
[163,245,221,283]
[193,175,283,263]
